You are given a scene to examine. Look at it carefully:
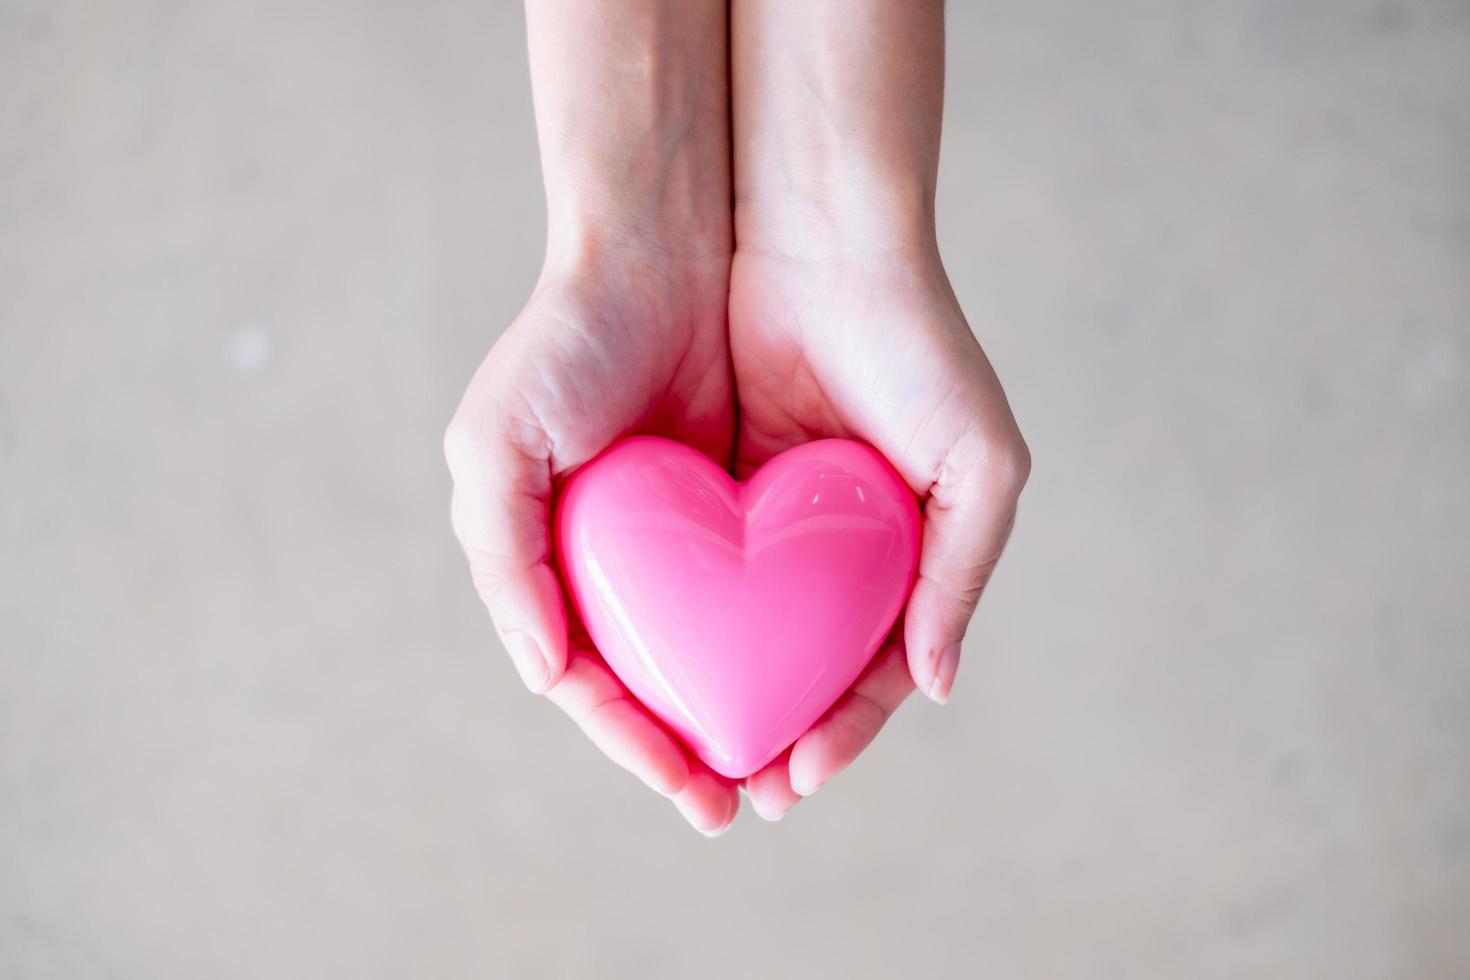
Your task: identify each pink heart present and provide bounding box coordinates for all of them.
[555,436,920,779]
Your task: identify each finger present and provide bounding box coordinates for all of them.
[744,749,802,821]
[444,407,568,692]
[789,643,915,797]
[904,430,1030,704]
[544,651,691,797]
[673,769,740,837]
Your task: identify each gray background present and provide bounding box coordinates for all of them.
[3,1,1468,977]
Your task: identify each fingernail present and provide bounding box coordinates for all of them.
[752,799,790,822]
[790,773,821,797]
[502,631,549,693]
[641,762,690,799]
[696,796,738,838]
[926,642,961,704]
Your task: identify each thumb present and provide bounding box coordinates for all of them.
[444,407,568,693]
[903,428,1030,704]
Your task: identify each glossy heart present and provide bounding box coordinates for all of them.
[555,436,920,778]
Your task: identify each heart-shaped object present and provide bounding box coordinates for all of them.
[555,436,920,779]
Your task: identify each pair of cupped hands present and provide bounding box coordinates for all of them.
[445,187,1029,834]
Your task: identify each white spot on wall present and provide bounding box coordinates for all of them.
[223,323,273,376]
[1403,334,1459,408]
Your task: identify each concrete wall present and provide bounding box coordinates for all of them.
[2,2,1467,976]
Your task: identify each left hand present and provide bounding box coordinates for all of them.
[728,244,1030,819]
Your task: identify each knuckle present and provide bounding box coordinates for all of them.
[958,560,998,604]
[920,564,992,608]
[996,434,1031,495]
[943,427,1030,497]
[971,428,1029,497]
[466,552,511,607]
[442,414,484,475]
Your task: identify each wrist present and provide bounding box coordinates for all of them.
[734,171,938,260]
[528,0,732,270]
[542,160,732,273]
[730,0,944,260]
[537,205,733,303]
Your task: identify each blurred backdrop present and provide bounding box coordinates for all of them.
[3,1,1468,977]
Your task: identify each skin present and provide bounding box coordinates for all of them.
[446,0,1029,833]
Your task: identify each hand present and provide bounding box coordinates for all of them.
[725,0,1028,821]
[444,0,743,836]
[445,247,742,834]
[729,244,1030,820]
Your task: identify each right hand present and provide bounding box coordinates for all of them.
[444,246,741,835]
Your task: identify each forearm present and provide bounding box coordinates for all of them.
[526,0,731,266]
[731,0,945,255]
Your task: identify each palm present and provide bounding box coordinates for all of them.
[486,257,733,467]
[729,251,998,478]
